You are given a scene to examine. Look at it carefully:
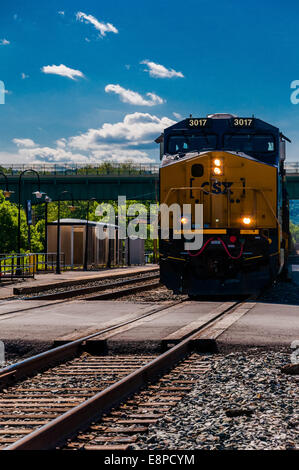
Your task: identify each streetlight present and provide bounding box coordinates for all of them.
[83,198,96,271]
[56,190,76,274]
[0,171,14,199]
[17,169,44,274]
[44,195,52,271]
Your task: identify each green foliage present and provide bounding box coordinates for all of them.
[0,163,157,177]
[290,221,299,243]
[0,193,158,256]
[0,190,43,253]
[34,199,100,223]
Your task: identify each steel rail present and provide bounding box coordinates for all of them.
[3,299,245,450]
[84,280,160,300]
[0,271,160,317]
[0,300,184,389]
[23,273,160,301]
[13,268,159,296]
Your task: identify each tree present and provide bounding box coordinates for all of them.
[0,191,43,253]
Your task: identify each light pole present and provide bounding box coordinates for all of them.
[17,170,43,273]
[56,191,76,274]
[0,171,14,200]
[44,195,52,271]
[83,198,96,271]
[0,171,14,254]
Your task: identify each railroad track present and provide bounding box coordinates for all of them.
[0,271,161,318]
[0,296,254,450]
[63,353,211,451]
[22,272,161,301]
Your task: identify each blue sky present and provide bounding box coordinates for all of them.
[0,0,299,164]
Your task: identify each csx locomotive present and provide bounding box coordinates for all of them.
[157,113,290,296]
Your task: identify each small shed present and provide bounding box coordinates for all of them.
[47,218,145,268]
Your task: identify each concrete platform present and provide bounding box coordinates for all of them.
[0,265,158,299]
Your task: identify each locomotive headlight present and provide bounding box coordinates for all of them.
[212,166,222,176]
[213,159,222,167]
[242,216,252,225]
[181,216,189,225]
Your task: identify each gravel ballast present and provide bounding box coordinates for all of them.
[136,349,299,450]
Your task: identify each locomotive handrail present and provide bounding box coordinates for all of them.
[161,186,280,230]
[162,186,272,204]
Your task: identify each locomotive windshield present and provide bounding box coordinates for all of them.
[167,134,217,154]
[223,134,275,154]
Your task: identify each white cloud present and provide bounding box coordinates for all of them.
[105,84,164,107]
[0,151,31,164]
[141,60,184,79]
[90,148,153,163]
[41,64,84,80]
[12,138,37,148]
[3,113,176,164]
[0,39,10,46]
[76,11,118,37]
[68,112,175,150]
[21,72,29,80]
[56,138,67,148]
[173,112,182,119]
[17,146,89,163]
[58,11,65,16]
[10,137,86,163]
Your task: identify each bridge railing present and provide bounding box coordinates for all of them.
[285,162,299,174]
[0,163,160,176]
[0,161,297,175]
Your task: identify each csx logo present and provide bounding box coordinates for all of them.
[201,181,234,194]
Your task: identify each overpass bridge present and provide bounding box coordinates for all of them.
[0,162,298,204]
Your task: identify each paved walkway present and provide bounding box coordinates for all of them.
[0,260,298,358]
[0,265,158,299]
[1,295,298,356]
[218,302,299,349]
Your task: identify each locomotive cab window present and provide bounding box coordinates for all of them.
[167,134,217,155]
[223,134,275,155]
